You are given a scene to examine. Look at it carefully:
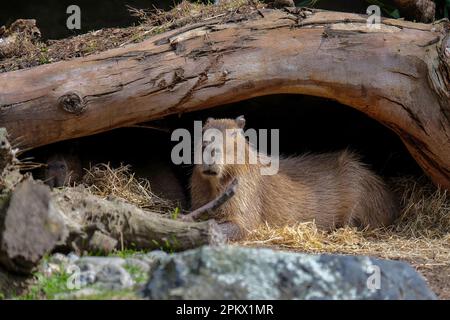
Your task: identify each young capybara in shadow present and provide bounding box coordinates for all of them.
[190,116,398,240]
[44,153,83,188]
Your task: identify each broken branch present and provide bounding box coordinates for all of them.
[180,178,238,222]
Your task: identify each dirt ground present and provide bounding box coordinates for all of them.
[415,263,450,299]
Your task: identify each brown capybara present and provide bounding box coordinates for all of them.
[190,116,398,240]
[44,153,83,188]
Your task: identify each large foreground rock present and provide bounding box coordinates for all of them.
[143,246,436,300]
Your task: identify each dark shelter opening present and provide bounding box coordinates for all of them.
[25,94,423,208]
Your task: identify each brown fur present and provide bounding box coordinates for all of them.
[136,158,188,208]
[190,117,398,239]
[44,153,83,188]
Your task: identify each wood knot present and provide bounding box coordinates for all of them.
[58,92,86,115]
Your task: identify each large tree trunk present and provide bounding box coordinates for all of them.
[0,9,448,189]
[52,186,225,253]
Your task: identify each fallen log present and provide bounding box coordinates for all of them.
[52,187,225,253]
[0,9,448,189]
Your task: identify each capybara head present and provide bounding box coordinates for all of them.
[198,115,246,179]
[45,156,69,188]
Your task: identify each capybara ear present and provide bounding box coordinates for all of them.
[236,115,245,128]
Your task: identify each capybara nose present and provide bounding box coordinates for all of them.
[202,164,218,176]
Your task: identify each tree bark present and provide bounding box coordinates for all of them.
[0,9,448,189]
[52,187,225,254]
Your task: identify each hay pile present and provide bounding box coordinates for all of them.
[130,0,264,30]
[240,176,449,297]
[82,163,176,215]
[242,177,449,262]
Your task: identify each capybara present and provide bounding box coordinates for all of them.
[44,153,83,188]
[190,116,398,240]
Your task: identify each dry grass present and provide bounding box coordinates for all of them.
[241,176,449,265]
[130,0,264,29]
[82,163,176,214]
[1,0,265,72]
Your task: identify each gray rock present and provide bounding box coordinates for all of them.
[41,253,72,276]
[49,253,70,265]
[135,250,169,264]
[125,258,151,273]
[75,256,126,270]
[41,261,62,276]
[143,246,436,300]
[67,252,80,264]
[78,270,97,287]
[71,256,135,290]
[95,264,134,290]
[132,250,171,273]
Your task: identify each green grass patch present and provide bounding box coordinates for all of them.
[16,270,72,300]
[108,249,146,259]
[123,265,148,284]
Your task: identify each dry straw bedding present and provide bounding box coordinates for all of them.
[243,177,449,263]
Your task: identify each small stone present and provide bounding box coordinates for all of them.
[49,253,69,265]
[132,250,169,268]
[88,231,118,254]
[67,252,80,264]
[41,262,61,277]
[78,270,97,287]
[75,256,126,270]
[145,250,169,262]
[95,264,134,290]
[125,258,150,273]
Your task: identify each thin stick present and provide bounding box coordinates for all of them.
[180,178,238,222]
